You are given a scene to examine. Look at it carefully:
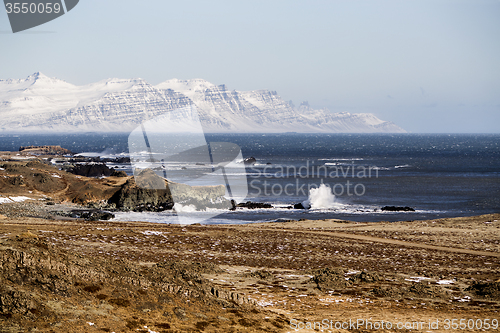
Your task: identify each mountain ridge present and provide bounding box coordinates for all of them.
[0,73,406,133]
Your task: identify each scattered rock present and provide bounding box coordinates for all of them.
[173,307,187,319]
[406,283,447,299]
[371,286,402,298]
[311,267,351,291]
[8,175,24,186]
[156,260,223,275]
[243,269,274,280]
[466,282,500,300]
[349,271,381,283]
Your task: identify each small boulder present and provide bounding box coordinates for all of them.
[243,157,256,165]
[294,202,310,209]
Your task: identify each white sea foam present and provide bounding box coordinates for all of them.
[173,203,198,213]
[111,210,254,225]
[319,158,364,161]
[303,184,343,210]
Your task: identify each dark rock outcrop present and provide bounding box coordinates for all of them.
[67,163,127,178]
[111,169,128,177]
[50,209,115,221]
[107,174,173,212]
[19,145,73,155]
[236,201,273,209]
[381,206,415,212]
[311,267,351,291]
[68,156,101,163]
[108,168,231,212]
[466,282,500,300]
[102,157,131,164]
[294,202,310,209]
[68,163,114,178]
[70,210,115,221]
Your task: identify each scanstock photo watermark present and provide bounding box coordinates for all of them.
[128,106,249,224]
[3,0,79,33]
[290,318,499,331]
[248,161,379,197]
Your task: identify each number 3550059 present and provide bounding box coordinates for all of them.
[5,2,62,14]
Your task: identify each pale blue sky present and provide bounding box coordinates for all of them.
[1,0,499,132]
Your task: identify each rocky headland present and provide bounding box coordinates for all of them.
[0,151,234,218]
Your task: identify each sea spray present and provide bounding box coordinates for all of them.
[173,203,197,213]
[303,184,343,210]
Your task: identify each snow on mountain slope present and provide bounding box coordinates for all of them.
[0,73,406,133]
[0,72,79,115]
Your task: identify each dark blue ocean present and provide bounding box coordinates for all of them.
[1,133,499,223]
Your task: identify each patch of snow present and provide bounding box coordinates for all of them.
[455,296,471,302]
[255,300,274,307]
[10,156,32,160]
[0,73,406,133]
[405,276,431,283]
[436,280,455,285]
[142,230,163,236]
[9,196,31,202]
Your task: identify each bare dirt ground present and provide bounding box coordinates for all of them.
[0,211,499,332]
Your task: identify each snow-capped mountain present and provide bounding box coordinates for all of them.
[0,73,406,133]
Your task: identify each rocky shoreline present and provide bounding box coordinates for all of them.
[1,151,420,220]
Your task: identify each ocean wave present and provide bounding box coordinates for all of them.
[319,158,364,161]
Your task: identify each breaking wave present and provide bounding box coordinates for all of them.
[303,184,344,210]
